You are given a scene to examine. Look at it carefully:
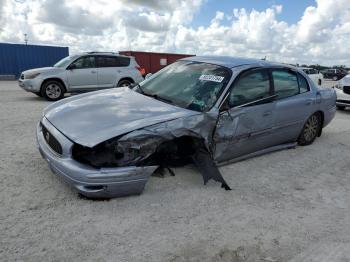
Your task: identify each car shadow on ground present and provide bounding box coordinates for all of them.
[337,108,350,114]
[17,94,73,103]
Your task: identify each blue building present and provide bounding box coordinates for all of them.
[0,43,69,78]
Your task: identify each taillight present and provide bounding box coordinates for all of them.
[135,66,146,76]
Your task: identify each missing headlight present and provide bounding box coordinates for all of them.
[72,140,124,168]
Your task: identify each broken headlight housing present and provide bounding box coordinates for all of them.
[72,138,125,168]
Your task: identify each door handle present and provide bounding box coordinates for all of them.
[262,111,272,117]
[91,70,97,74]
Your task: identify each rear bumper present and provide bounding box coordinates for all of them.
[37,117,157,198]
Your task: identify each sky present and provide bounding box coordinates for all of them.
[0,0,349,66]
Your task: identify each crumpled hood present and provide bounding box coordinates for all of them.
[44,88,200,147]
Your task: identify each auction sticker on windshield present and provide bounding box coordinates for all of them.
[199,74,224,83]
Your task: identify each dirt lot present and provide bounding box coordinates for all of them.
[1,80,350,262]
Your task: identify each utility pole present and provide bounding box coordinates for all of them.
[24,33,28,45]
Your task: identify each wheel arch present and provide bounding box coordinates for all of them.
[313,110,324,137]
[41,78,67,93]
[117,77,134,86]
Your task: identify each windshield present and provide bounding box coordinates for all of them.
[54,55,78,68]
[136,61,231,112]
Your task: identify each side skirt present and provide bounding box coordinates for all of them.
[216,142,297,167]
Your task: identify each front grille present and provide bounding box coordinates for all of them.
[41,124,63,154]
[343,86,350,95]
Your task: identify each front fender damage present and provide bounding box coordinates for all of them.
[72,113,231,196]
[115,113,231,191]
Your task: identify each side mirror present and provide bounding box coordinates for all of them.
[67,64,76,70]
[145,73,152,79]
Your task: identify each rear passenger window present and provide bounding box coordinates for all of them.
[97,56,130,67]
[97,56,118,67]
[228,70,271,107]
[298,73,309,93]
[272,70,299,99]
[117,57,130,67]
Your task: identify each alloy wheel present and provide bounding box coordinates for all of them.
[45,84,62,99]
[303,114,319,142]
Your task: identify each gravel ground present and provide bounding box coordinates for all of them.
[1,80,350,262]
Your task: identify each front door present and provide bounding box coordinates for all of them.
[213,68,276,163]
[66,56,98,90]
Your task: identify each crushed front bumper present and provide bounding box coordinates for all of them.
[36,117,157,198]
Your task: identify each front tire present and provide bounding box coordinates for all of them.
[298,113,322,146]
[318,79,322,85]
[41,81,65,101]
[337,105,346,110]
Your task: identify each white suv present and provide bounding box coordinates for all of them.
[18,52,144,101]
[300,67,323,86]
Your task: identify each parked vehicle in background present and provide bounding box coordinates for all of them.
[18,52,144,101]
[119,51,194,76]
[335,74,350,110]
[300,67,323,86]
[37,56,336,198]
[321,68,347,81]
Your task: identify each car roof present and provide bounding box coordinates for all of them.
[180,55,291,69]
[79,52,132,59]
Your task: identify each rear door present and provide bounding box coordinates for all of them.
[271,68,315,144]
[213,68,277,163]
[66,56,98,90]
[97,56,131,88]
[96,56,119,88]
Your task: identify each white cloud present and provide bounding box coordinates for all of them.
[0,0,349,65]
[125,12,171,32]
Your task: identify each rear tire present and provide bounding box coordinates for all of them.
[117,79,132,87]
[41,80,65,101]
[337,105,346,110]
[298,113,322,146]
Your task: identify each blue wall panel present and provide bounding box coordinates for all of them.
[0,43,69,77]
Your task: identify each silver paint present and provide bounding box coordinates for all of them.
[37,56,337,198]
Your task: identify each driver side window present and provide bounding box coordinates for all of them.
[71,56,95,69]
[228,70,271,107]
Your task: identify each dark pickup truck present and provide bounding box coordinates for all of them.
[322,68,348,81]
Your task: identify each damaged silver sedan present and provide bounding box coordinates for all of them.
[37,56,336,198]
